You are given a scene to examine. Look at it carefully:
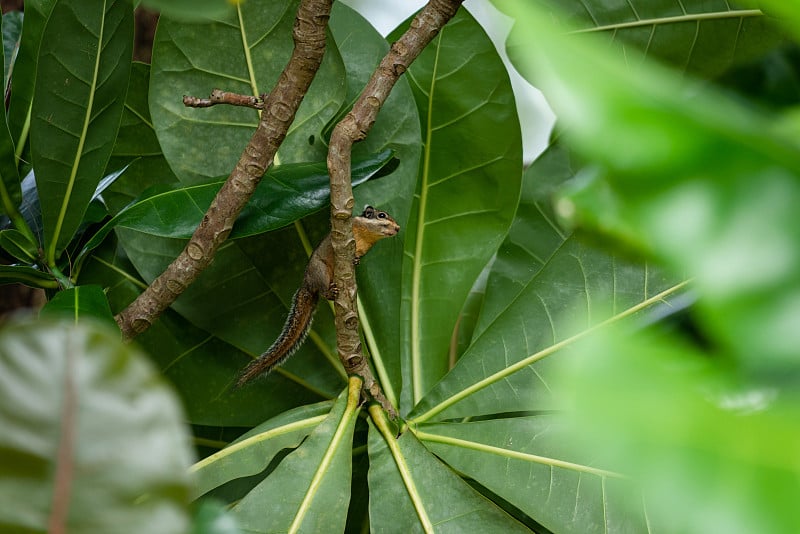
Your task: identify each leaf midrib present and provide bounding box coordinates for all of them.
[569,8,763,34]
[48,1,108,264]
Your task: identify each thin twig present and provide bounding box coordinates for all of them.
[326,0,464,416]
[115,0,333,340]
[183,89,264,109]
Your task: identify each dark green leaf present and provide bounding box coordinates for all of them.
[141,0,234,21]
[0,228,39,262]
[190,401,333,500]
[409,239,683,422]
[2,10,23,91]
[0,264,57,288]
[40,284,115,325]
[473,138,576,339]
[104,62,179,214]
[77,150,392,276]
[231,382,360,533]
[417,417,643,534]
[149,0,345,184]
[7,0,56,175]
[0,12,22,219]
[390,9,523,412]
[367,416,530,532]
[76,236,332,427]
[0,318,192,533]
[31,0,133,262]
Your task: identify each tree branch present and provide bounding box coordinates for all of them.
[116,0,333,340]
[183,89,264,110]
[327,0,464,414]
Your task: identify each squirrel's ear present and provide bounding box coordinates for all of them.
[362,205,375,218]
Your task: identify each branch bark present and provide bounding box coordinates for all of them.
[115,0,333,340]
[327,0,464,412]
[183,89,264,110]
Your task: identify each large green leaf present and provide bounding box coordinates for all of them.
[6,0,56,176]
[391,9,523,411]
[500,0,784,79]
[30,0,133,263]
[367,413,530,533]
[2,10,23,90]
[190,401,333,500]
[409,238,684,422]
[512,2,800,370]
[76,237,331,427]
[0,264,58,288]
[40,284,115,326]
[117,223,347,400]
[149,0,345,185]
[416,417,644,534]
[0,13,22,219]
[473,137,576,340]
[0,319,192,533]
[556,327,800,534]
[104,61,179,215]
[141,0,234,21]
[231,381,360,533]
[328,2,422,410]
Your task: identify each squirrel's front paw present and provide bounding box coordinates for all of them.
[329,282,339,298]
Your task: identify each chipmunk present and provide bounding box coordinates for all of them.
[236,206,400,386]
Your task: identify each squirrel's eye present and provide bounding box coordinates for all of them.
[378,212,386,218]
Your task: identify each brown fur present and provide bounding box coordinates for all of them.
[236,207,399,386]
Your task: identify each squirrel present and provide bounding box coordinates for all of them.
[236,205,400,386]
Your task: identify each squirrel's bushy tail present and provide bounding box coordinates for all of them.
[236,287,319,387]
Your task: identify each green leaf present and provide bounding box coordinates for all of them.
[117,223,347,401]
[76,236,332,427]
[231,381,361,533]
[191,499,242,534]
[7,0,56,174]
[89,150,392,247]
[0,12,22,219]
[40,284,115,325]
[2,10,23,91]
[416,417,644,534]
[512,2,800,370]
[104,61,180,215]
[149,0,345,184]
[474,137,575,340]
[190,401,333,500]
[140,0,234,21]
[367,412,530,533]
[556,327,800,534]
[0,264,58,288]
[30,0,134,263]
[0,228,39,262]
[391,9,523,411]
[409,239,685,422]
[502,0,785,79]
[0,318,192,533]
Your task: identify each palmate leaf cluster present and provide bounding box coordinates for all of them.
[0,0,799,533]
